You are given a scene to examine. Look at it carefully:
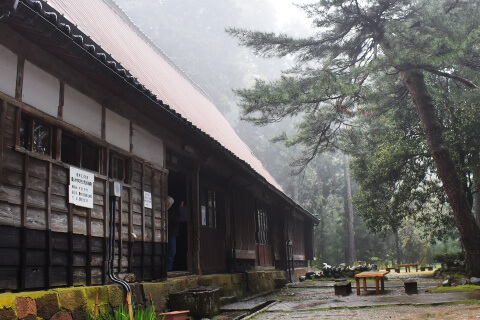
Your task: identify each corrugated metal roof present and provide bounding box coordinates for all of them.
[43,0,284,192]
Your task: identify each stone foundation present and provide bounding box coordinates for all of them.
[0,271,291,319]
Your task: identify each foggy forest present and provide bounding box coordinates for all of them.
[114,0,479,270]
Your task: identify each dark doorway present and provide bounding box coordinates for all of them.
[168,170,188,271]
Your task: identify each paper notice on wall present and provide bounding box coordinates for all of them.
[144,191,152,209]
[201,205,207,225]
[69,166,94,208]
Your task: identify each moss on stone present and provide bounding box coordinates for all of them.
[107,286,124,308]
[427,285,480,293]
[83,286,109,314]
[57,288,87,312]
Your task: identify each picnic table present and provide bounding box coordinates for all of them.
[354,271,389,295]
[395,263,419,272]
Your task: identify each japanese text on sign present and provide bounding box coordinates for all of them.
[144,191,152,209]
[69,167,94,208]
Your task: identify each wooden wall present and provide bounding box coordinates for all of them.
[288,214,307,262]
[0,100,168,291]
[233,188,256,261]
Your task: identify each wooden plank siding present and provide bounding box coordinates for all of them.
[0,98,168,290]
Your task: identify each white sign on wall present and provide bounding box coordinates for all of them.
[144,191,152,209]
[201,205,207,226]
[69,167,94,208]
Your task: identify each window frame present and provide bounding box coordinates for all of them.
[16,111,104,174]
[18,114,53,157]
[109,151,130,183]
[200,187,217,229]
[255,202,269,245]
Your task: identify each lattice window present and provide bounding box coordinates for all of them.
[256,204,269,245]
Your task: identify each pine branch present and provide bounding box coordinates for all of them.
[420,66,479,88]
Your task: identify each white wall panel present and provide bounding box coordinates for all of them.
[0,44,17,97]
[132,123,163,167]
[105,108,130,151]
[22,61,59,117]
[63,85,102,137]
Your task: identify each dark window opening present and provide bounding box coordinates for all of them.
[81,142,99,172]
[61,133,77,166]
[20,117,31,150]
[109,154,126,181]
[61,132,100,172]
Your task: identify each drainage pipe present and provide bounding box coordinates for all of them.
[108,193,132,296]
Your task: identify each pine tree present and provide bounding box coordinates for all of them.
[228,0,480,276]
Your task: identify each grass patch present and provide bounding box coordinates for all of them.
[427,285,480,293]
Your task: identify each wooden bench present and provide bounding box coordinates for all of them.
[404,280,418,294]
[395,263,419,272]
[334,281,352,296]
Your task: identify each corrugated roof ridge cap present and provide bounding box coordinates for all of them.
[100,0,214,104]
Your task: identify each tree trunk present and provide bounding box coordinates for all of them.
[472,156,480,228]
[400,69,480,277]
[344,154,357,266]
[394,231,401,265]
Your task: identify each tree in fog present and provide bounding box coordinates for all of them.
[229,0,480,276]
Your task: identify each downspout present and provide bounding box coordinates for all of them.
[108,181,132,297]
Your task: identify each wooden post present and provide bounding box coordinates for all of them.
[141,163,145,279]
[126,292,133,320]
[192,162,201,275]
[46,162,52,287]
[94,292,99,320]
[0,100,6,179]
[20,154,30,289]
[15,56,24,100]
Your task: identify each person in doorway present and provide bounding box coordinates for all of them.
[168,197,188,271]
[167,196,177,272]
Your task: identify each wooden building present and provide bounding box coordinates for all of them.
[0,0,318,292]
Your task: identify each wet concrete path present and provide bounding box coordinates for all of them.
[218,272,480,319]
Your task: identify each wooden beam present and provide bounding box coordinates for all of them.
[151,170,155,278]
[101,106,106,140]
[0,100,6,179]
[68,203,74,286]
[103,179,108,284]
[192,162,201,275]
[20,153,29,289]
[58,82,64,119]
[15,56,24,100]
[128,185,133,273]
[46,162,52,287]
[87,206,92,286]
[141,162,145,280]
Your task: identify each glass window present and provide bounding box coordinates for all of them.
[200,188,217,228]
[19,116,51,156]
[33,122,51,155]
